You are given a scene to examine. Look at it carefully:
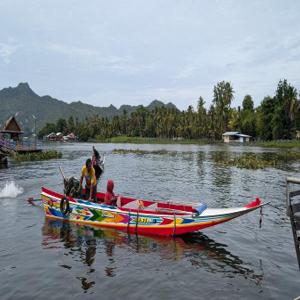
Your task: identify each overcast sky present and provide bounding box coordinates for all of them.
[0,0,299,110]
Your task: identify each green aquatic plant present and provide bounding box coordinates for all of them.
[212,151,300,169]
[14,150,63,162]
[252,140,300,149]
[229,154,276,169]
[112,148,170,155]
[211,151,232,163]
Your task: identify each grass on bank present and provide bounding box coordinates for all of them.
[93,135,213,145]
[14,150,62,162]
[91,135,300,148]
[252,140,300,149]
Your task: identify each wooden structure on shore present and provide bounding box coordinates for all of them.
[1,116,24,141]
[0,115,41,157]
[222,132,251,143]
[286,177,300,270]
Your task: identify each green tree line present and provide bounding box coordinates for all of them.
[39,79,300,141]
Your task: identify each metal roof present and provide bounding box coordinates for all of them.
[222,132,251,138]
[222,131,240,136]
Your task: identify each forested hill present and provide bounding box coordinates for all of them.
[38,79,300,142]
[0,82,177,134]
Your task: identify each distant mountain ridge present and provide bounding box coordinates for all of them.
[0,83,177,135]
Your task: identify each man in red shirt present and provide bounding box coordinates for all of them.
[104,179,117,206]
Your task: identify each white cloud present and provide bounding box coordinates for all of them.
[46,43,99,57]
[0,41,21,64]
[44,42,157,75]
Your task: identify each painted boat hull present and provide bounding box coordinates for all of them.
[41,187,265,236]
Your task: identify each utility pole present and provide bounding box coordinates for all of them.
[32,115,36,148]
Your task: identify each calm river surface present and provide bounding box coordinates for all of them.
[0,143,299,299]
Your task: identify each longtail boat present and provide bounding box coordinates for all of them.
[41,187,266,236]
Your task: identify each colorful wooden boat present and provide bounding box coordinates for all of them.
[41,187,266,236]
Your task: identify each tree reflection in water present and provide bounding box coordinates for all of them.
[196,151,206,180]
[42,219,264,292]
[210,151,233,188]
[0,157,8,169]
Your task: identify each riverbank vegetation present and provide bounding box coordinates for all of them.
[39,79,300,145]
[95,136,212,144]
[112,148,300,169]
[14,150,62,162]
[112,149,170,155]
[212,151,300,169]
[252,140,300,148]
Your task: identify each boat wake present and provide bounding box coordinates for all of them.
[0,181,24,198]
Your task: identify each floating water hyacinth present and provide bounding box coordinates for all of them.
[112,149,170,155]
[13,150,62,162]
[211,151,300,169]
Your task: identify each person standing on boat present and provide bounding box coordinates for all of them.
[92,146,102,181]
[80,158,97,201]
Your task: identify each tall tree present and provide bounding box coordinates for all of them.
[213,81,234,138]
[207,104,216,140]
[197,96,207,137]
[56,118,68,134]
[256,96,275,140]
[272,79,298,139]
[228,108,240,132]
[67,116,75,133]
[241,95,256,137]
[38,122,56,138]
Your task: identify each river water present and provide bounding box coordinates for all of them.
[0,143,299,299]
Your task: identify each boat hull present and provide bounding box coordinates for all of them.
[41,187,264,236]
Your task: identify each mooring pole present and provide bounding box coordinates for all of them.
[286,177,300,270]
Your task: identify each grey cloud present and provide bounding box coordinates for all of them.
[0,0,299,110]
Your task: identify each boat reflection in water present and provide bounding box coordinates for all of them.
[42,219,264,292]
[0,156,8,169]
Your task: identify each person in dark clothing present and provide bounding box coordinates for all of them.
[92,146,100,161]
[92,146,102,180]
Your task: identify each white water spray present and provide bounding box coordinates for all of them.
[0,181,24,198]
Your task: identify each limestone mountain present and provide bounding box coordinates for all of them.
[0,83,177,135]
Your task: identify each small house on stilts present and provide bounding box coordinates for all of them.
[0,115,41,155]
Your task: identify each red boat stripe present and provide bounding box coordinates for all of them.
[160,218,174,225]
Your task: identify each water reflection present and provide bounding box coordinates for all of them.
[210,152,233,197]
[77,277,95,291]
[42,219,264,291]
[196,151,206,179]
[181,233,264,285]
[0,157,8,169]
